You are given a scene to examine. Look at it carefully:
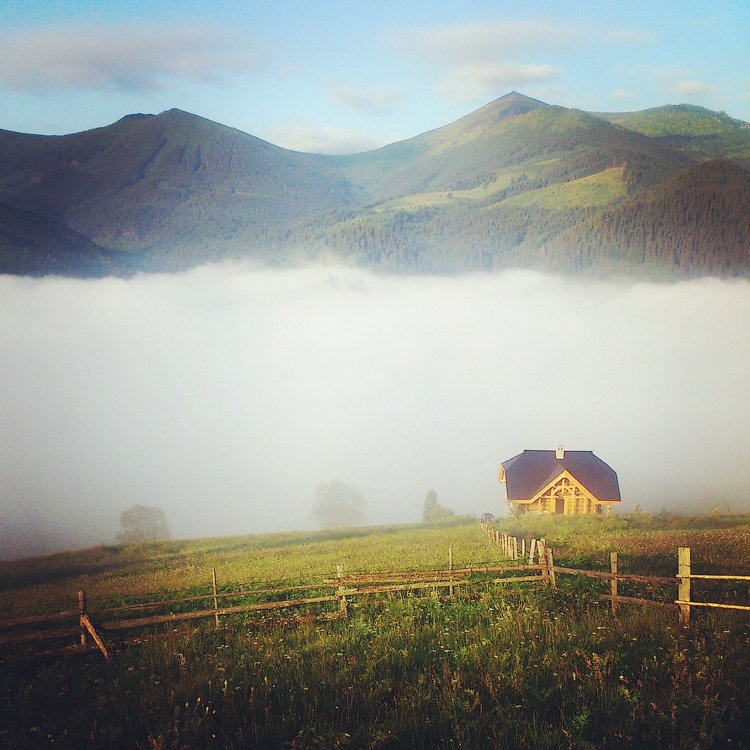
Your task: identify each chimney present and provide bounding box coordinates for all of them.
[556,445,565,460]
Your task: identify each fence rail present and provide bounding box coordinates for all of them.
[482,523,750,625]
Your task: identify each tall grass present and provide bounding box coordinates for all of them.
[3,584,749,749]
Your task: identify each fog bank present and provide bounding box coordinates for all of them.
[2,264,749,559]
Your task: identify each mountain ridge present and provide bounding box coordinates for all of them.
[0,91,748,278]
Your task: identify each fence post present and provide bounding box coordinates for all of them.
[337,565,348,616]
[678,547,691,627]
[78,590,88,646]
[539,540,549,584]
[610,552,618,615]
[547,547,557,589]
[212,567,220,628]
[528,539,536,565]
[513,536,518,560]
[522,538,526,559]
[449,546,454,597]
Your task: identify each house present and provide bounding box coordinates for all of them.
[498,446,620,515]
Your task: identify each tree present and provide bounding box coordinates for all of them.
[311,481,366,529]
[117,504,170,543]
[422,489,455,522]
[423,489,438,520]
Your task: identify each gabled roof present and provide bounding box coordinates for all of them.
[501,450,621,503]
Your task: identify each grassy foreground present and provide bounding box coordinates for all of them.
[2,516,750,749]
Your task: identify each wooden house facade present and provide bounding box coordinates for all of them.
[499,447,620,515]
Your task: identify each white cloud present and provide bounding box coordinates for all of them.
[436,62,562,103]
[0,23,263,93]
[651,66,718,102]
[612,88,639,101]
[327,83,404,114]
[390,20,581,66]
[664,80,717,98]
[387,19,573,105]
[266,120,386,154]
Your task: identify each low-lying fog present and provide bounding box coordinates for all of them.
[2,263,749,559]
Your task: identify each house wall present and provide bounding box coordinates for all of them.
[512,475,606,515]
[514,498,604,515]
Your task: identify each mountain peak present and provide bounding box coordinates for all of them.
[440,91,548,137]
[485,90,548,114]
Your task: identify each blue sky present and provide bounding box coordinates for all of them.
[1,0,747,152]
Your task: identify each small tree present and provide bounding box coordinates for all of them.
[117,504,170,543]
[423,489,455,522]
[423,489,438,520]
[311,480,366,529]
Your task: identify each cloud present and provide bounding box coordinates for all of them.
[387,19,574,105]
[390,20,581,66]
[265,120,386,154]
[612,88,639,102]
[435,62,562,103]
[664,80,717,98]
[0,22,262,93]
[651,66,718,101]
[327,83,404,114]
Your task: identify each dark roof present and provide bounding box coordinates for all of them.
[502,450,621,502]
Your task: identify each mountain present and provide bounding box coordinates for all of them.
[592,104,750,169]
[0,92,748,278]
[0,109,359,268]
[324,92,692,202]
[0,200,133,277]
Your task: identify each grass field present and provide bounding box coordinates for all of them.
[498,168,626,210]
[2,515,750,749]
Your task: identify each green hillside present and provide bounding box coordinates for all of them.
[594,104,744,137]
[1,92,749,278]
[593,104,750,167]
[497,167,626,209]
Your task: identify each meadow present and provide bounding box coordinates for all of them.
[2,515,750,749]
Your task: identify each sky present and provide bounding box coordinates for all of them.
[0,0,748,153]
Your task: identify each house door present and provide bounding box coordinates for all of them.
[555,496,565,514]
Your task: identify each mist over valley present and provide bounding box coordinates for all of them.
[2,263,749,559]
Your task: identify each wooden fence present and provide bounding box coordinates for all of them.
[3,530,749,660]
[0,574,342,659]
[481,521,750,626]
[0,540,557,659]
